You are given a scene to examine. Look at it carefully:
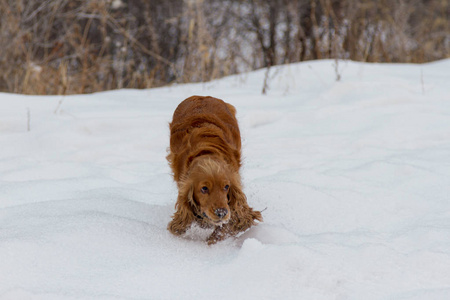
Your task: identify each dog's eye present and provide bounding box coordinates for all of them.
[201,186,209,194]
[224,185,230,191]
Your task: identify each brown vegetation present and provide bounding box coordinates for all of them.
[0,0,448,95]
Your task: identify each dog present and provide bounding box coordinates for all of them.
[167,96,262,244]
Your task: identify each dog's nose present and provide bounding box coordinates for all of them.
[215,208,228,219]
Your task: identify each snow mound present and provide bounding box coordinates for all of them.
[1,59,450,299]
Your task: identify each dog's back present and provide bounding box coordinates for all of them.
[167,96,241,182]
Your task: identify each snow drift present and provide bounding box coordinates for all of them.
[1,59,450,299]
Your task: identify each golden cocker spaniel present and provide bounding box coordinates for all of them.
[167,96,262,244]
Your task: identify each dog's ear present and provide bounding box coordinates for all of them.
[180,179,196,208]
[168,179,196,235]
[228,174,246,207]
[228,174,263,232]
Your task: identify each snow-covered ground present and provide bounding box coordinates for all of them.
[1,59,450,300]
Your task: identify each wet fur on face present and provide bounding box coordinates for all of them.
[167,96,262,244]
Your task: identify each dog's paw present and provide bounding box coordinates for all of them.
[206,226,229,245]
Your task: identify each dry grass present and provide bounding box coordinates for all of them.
[0,0,448,95]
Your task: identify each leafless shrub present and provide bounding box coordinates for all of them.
[0,0,448,95]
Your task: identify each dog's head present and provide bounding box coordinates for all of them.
[182,156,234,225]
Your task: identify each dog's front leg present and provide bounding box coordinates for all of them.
[207,224,234,245]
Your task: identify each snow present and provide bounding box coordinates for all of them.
[1,59,450,299]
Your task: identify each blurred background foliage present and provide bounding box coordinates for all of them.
[0,0,448,94]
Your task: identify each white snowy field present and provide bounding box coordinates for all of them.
[1,59,450,300]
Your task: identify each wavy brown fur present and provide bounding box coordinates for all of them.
[167,95,262,244]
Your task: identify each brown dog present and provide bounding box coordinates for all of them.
[167,96,262,244]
